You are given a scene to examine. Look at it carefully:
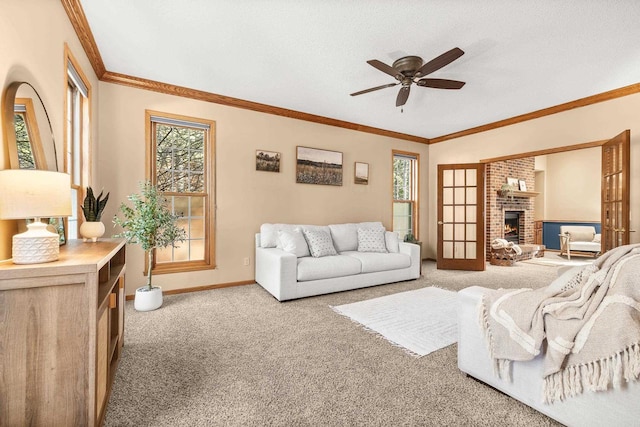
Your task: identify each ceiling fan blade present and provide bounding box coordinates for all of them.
[367,59,403,80]
[415,47,464,77]
[417,78,466,89]
[396,86,410,107]
[350,82,398,96]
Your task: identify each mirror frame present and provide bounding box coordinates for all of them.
[2,81,57,171]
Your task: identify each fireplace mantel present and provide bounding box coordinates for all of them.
[496,190,540,198]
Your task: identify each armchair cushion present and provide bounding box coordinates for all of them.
[560,225,596,242]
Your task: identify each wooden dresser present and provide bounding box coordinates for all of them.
[0,238,126,426]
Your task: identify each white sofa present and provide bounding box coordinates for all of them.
[255,222,421,301]
[457,268,640,426]
[559,225,601,259]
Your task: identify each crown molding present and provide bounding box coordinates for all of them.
[430,83,640,144]
[60,0,106,78]
[101,71,429,144]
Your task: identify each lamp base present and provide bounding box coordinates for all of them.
[13,221,60,264]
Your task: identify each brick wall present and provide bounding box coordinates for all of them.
[486,157,536,260]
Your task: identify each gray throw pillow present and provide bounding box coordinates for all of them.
[357,227,388,253]
[302,229,338,257]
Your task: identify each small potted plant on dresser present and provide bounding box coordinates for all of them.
[80,187,109,242]
[113,181,186,311]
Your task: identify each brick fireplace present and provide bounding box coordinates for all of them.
[486,157,535,260]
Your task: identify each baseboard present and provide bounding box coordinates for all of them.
[125,279,255,300]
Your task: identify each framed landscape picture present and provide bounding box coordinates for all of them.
[256,150,280,172]
[296,146,343,186]
[354,162,369,185]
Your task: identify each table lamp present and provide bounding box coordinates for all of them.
[0,169,72,264]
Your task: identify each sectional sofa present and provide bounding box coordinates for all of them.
[255,222,421,301]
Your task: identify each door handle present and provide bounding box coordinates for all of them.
[437,221,444,225]
[614,228,626,233]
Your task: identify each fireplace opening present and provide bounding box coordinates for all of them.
[504,211,520,243]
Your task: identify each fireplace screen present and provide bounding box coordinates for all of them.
[504,211,520,243]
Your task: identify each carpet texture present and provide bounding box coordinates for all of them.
[331,287,458,356]
[104,261,561,426]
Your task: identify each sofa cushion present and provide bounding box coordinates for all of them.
[277,229,310,258]
[357,227,388,253]
[570,241,601,252]
[302,229,338,257]
[342,251,411,273]
[328,223,358,252]
[385,231,400,253]
[297,255,361,281]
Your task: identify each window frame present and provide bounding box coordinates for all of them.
[145,109,216,274]
[63,44,92,240]
[392,150,420,241]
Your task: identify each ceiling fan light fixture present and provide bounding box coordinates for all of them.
[351,47,465,108]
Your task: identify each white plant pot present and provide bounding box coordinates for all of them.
[134,286,163,311]
[80,221,105,242]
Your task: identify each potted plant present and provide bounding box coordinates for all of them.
[113,181,186,311]
[80,186,109,242]
[498,183,515,200]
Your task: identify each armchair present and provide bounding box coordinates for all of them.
[559,225,601,260]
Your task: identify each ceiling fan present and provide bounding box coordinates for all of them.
[350,47,466,107]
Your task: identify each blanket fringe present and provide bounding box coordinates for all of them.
[478,296,513,381]
[543,342,640,403]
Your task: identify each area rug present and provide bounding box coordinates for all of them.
[331,287,458,357]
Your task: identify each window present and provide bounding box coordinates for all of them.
[64,46,91,239]
[392,150,419,241]
[146,110,216,273]
[13,100,38,170]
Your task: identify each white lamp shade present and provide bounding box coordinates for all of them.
[0,170,72,219]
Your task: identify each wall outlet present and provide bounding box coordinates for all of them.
[243,257,250,266]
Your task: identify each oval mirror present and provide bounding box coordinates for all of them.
[2,81,58,171]
[2,81,65,244]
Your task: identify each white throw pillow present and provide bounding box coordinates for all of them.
[302,229,338,258]
[329,223,358,252]
[357,228,388,253]
[385,231,400,253]
[277,229,310,258]
[593,233,601,243]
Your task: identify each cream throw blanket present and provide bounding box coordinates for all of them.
[480,243,640,403]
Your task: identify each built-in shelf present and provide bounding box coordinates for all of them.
[497,190,540,198]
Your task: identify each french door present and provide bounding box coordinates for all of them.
[437,163,485,270]
[601,130,631,252]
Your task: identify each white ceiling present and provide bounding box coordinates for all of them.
[80,1,640,140]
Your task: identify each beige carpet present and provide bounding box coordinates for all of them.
[104,261,561,426]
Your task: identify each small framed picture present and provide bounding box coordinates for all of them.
[518,180,527,191]
[256,150,280,172]
[506,177,519,188]
[354,162,369,185]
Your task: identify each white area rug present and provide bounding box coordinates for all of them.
[331,287,458,357]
